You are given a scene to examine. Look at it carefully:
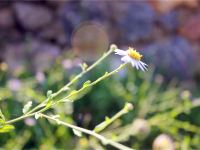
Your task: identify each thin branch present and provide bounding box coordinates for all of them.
[25,44,117,115]
[40,113,134,150]
[94,103,133,133]
[57,63,127,103]
[6,63,127,124]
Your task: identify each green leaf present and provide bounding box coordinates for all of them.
[47,90,53,98]
[35,113,42,120]
[104,72,108,76]
[22,101,32,114]
[72,129,82,137]
[80,63,88,71]
[0,109,5,121]
[67,90,78,101]
[68,86,91,101]
[105,116,110,124]
[93,122,106,133]
[45,100,53,108]
[83,80,91,88]
[0,110,5,129]
[0,124,15,133]
[0,119,5,128]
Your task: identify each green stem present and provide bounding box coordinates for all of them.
[94,103,133,133]
[40,113,133,150]
[25,45,116,115]
[58,63,127,103]
[6,63,127,124]
[5,106,49,124]
[52,44,117,98]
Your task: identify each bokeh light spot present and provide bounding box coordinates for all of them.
[72,22,109,61]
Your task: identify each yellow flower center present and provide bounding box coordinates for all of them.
[127,47,142,60]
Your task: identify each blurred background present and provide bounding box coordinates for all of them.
[1,0,200,149]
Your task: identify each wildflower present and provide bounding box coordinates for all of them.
[24,118,36,126]
[7,78,21,91]
[36,71,45,83]
[115,47,148,71]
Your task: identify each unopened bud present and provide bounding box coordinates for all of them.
[131,118,150,139]
[153,134,175,150]
[124,103,134,113]
[110,44,117,51]
[181,90,191,99]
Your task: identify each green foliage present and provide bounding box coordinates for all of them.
[0,48,200,149]
[22,101,32,114]
[0,124,15,133]
[0,109,14,133]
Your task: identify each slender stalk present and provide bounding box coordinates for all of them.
[94,103,133,133]
[53,45,117,98]
[25,98,49,116]
[5,105,49,124]
[57,63,128,103]
[6,63,127,124]
[40,113,134,150]
[63,45,116,87]
[25,45,116,115]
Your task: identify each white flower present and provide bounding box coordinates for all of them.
[115,47,148,71]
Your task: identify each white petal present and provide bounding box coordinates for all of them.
[130,59,136,69]
[131,61,135,68]
[114,49,127,56]
[131,59,139,70]
[141,65,147,71]
[139,61,148,66]
[138,63,145,72]
[121,56,131,63]
[139,61,148,71]
[134,60,139,70]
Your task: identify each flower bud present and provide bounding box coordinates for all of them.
[131,118,150,139]
[124,103,134,113]
[110,44,117,51]
[153,134,175,150]
[181,90,191,99]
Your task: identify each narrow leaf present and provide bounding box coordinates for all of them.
[0,124,15,133]
[80,63,88,71]
[22,101,32,114]
[83,80,91,88]
[47,90,53,98]
[0,109,5,121]
[72,129,82,137]
[35,113,42,120]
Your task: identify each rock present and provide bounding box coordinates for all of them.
[114,2,155,42]
[149,0,198,13]
[4,39,60,73]
[158,10,179,31]
[180,14,200,41]
[59,1,109,46]
[38,21,67,46]
[0,8,14,28]
[60,1,155,44]
[0,29,22,42]
[29,39,60,71]
[46,0,65,8]
[144,36,197,80]
[13,3,53,30]
[4,43,26,76]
